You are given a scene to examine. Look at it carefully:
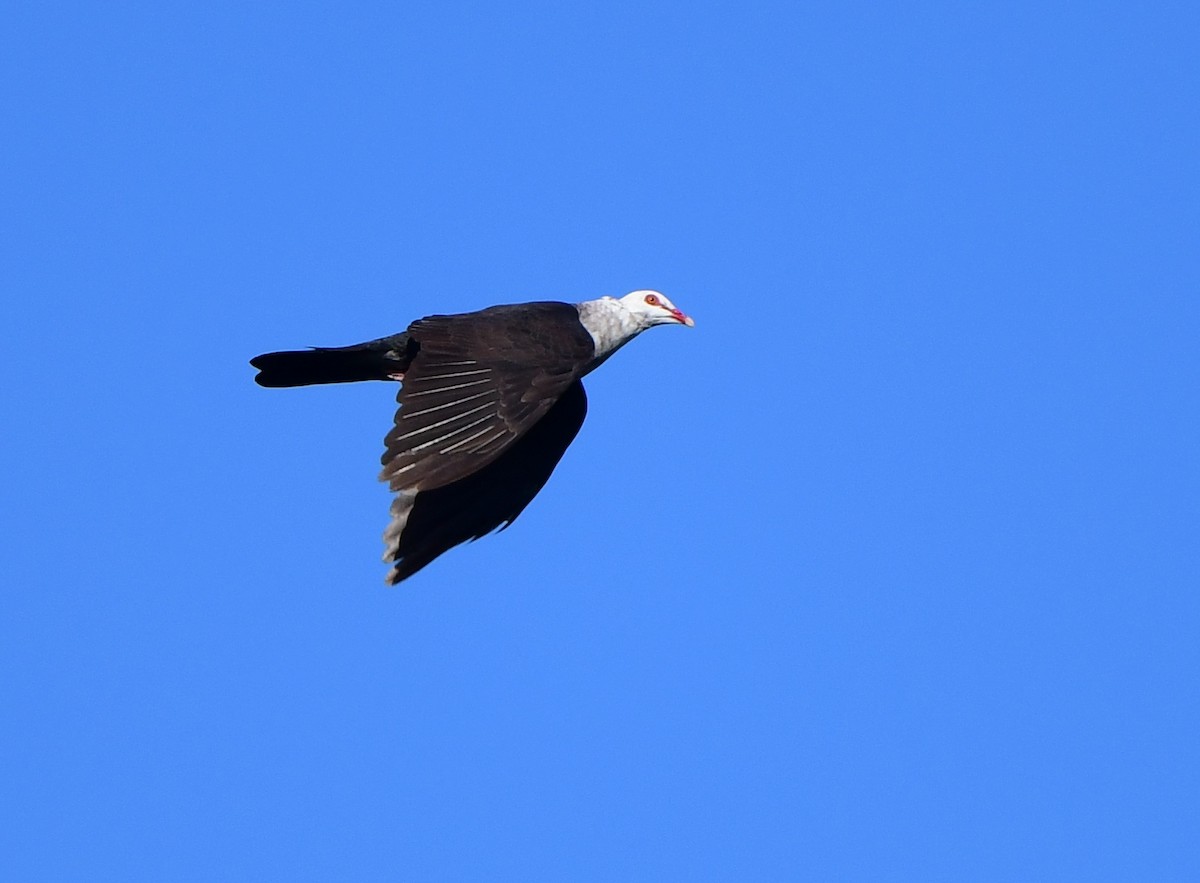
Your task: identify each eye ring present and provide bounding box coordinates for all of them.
[644,294,659,306]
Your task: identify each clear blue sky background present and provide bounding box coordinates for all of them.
[4,1,1197,879]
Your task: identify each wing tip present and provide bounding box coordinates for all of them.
[381,491,417,584]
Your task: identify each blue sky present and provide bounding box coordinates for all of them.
[4,1,1197,879]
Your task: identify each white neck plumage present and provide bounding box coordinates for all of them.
[575,297,647,374]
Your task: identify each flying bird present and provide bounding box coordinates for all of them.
[251,289,694,584]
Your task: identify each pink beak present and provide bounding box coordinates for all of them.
[670,307,696,327]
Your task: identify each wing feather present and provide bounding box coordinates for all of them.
[383,380,588,583]
[379,304,593,494]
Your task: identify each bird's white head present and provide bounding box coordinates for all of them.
[576,289,694,372]
[616,289,695,329]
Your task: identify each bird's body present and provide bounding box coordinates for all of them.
[251,290,693,584]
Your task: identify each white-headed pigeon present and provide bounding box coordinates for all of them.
[252,290,693,583]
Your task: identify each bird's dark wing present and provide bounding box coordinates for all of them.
[379,303,594,493]
[384,379,588,583]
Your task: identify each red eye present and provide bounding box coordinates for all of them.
[644,294,659,306]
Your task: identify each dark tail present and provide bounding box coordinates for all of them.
[251,334,416,388]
